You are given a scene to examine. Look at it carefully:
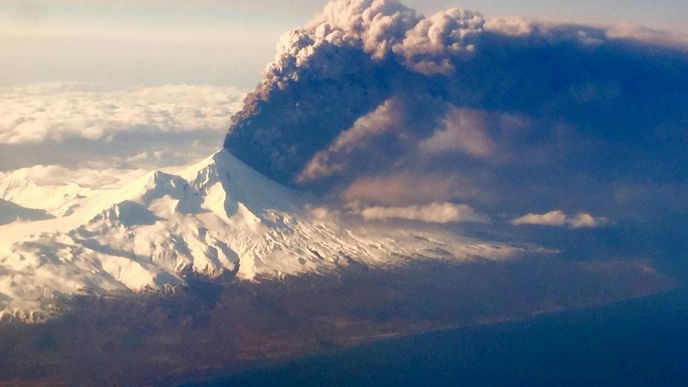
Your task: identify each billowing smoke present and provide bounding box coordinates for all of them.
[225,0,688,220]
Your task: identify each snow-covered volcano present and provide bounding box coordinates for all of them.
[0,150,525,321]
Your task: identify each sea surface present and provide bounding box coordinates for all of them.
[182,287,688,387]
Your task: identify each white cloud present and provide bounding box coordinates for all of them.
[511,210,568,226]
[567,212,605,228]
[0,83,246,145]
[511,210,607,228]
[360,202,489,224]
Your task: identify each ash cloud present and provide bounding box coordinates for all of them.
[224,0,688,221]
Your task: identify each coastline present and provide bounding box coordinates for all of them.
[176,286,688,386]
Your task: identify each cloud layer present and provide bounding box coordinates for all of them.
[224,0,688,221]
[0,83,245,145]
[0,83,246,171]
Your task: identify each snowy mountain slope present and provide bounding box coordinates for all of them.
[0,150,529,321]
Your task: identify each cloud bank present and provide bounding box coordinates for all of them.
[224,0,688,221]
[0,83,245,145]
[0,83,246,171]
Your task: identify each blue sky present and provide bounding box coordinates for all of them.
[1,0,686,87]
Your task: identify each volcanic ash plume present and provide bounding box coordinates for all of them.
[225,0,688,218]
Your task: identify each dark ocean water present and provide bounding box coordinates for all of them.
[184,287,688,387]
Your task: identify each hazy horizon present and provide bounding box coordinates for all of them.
[2,0,686,88]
